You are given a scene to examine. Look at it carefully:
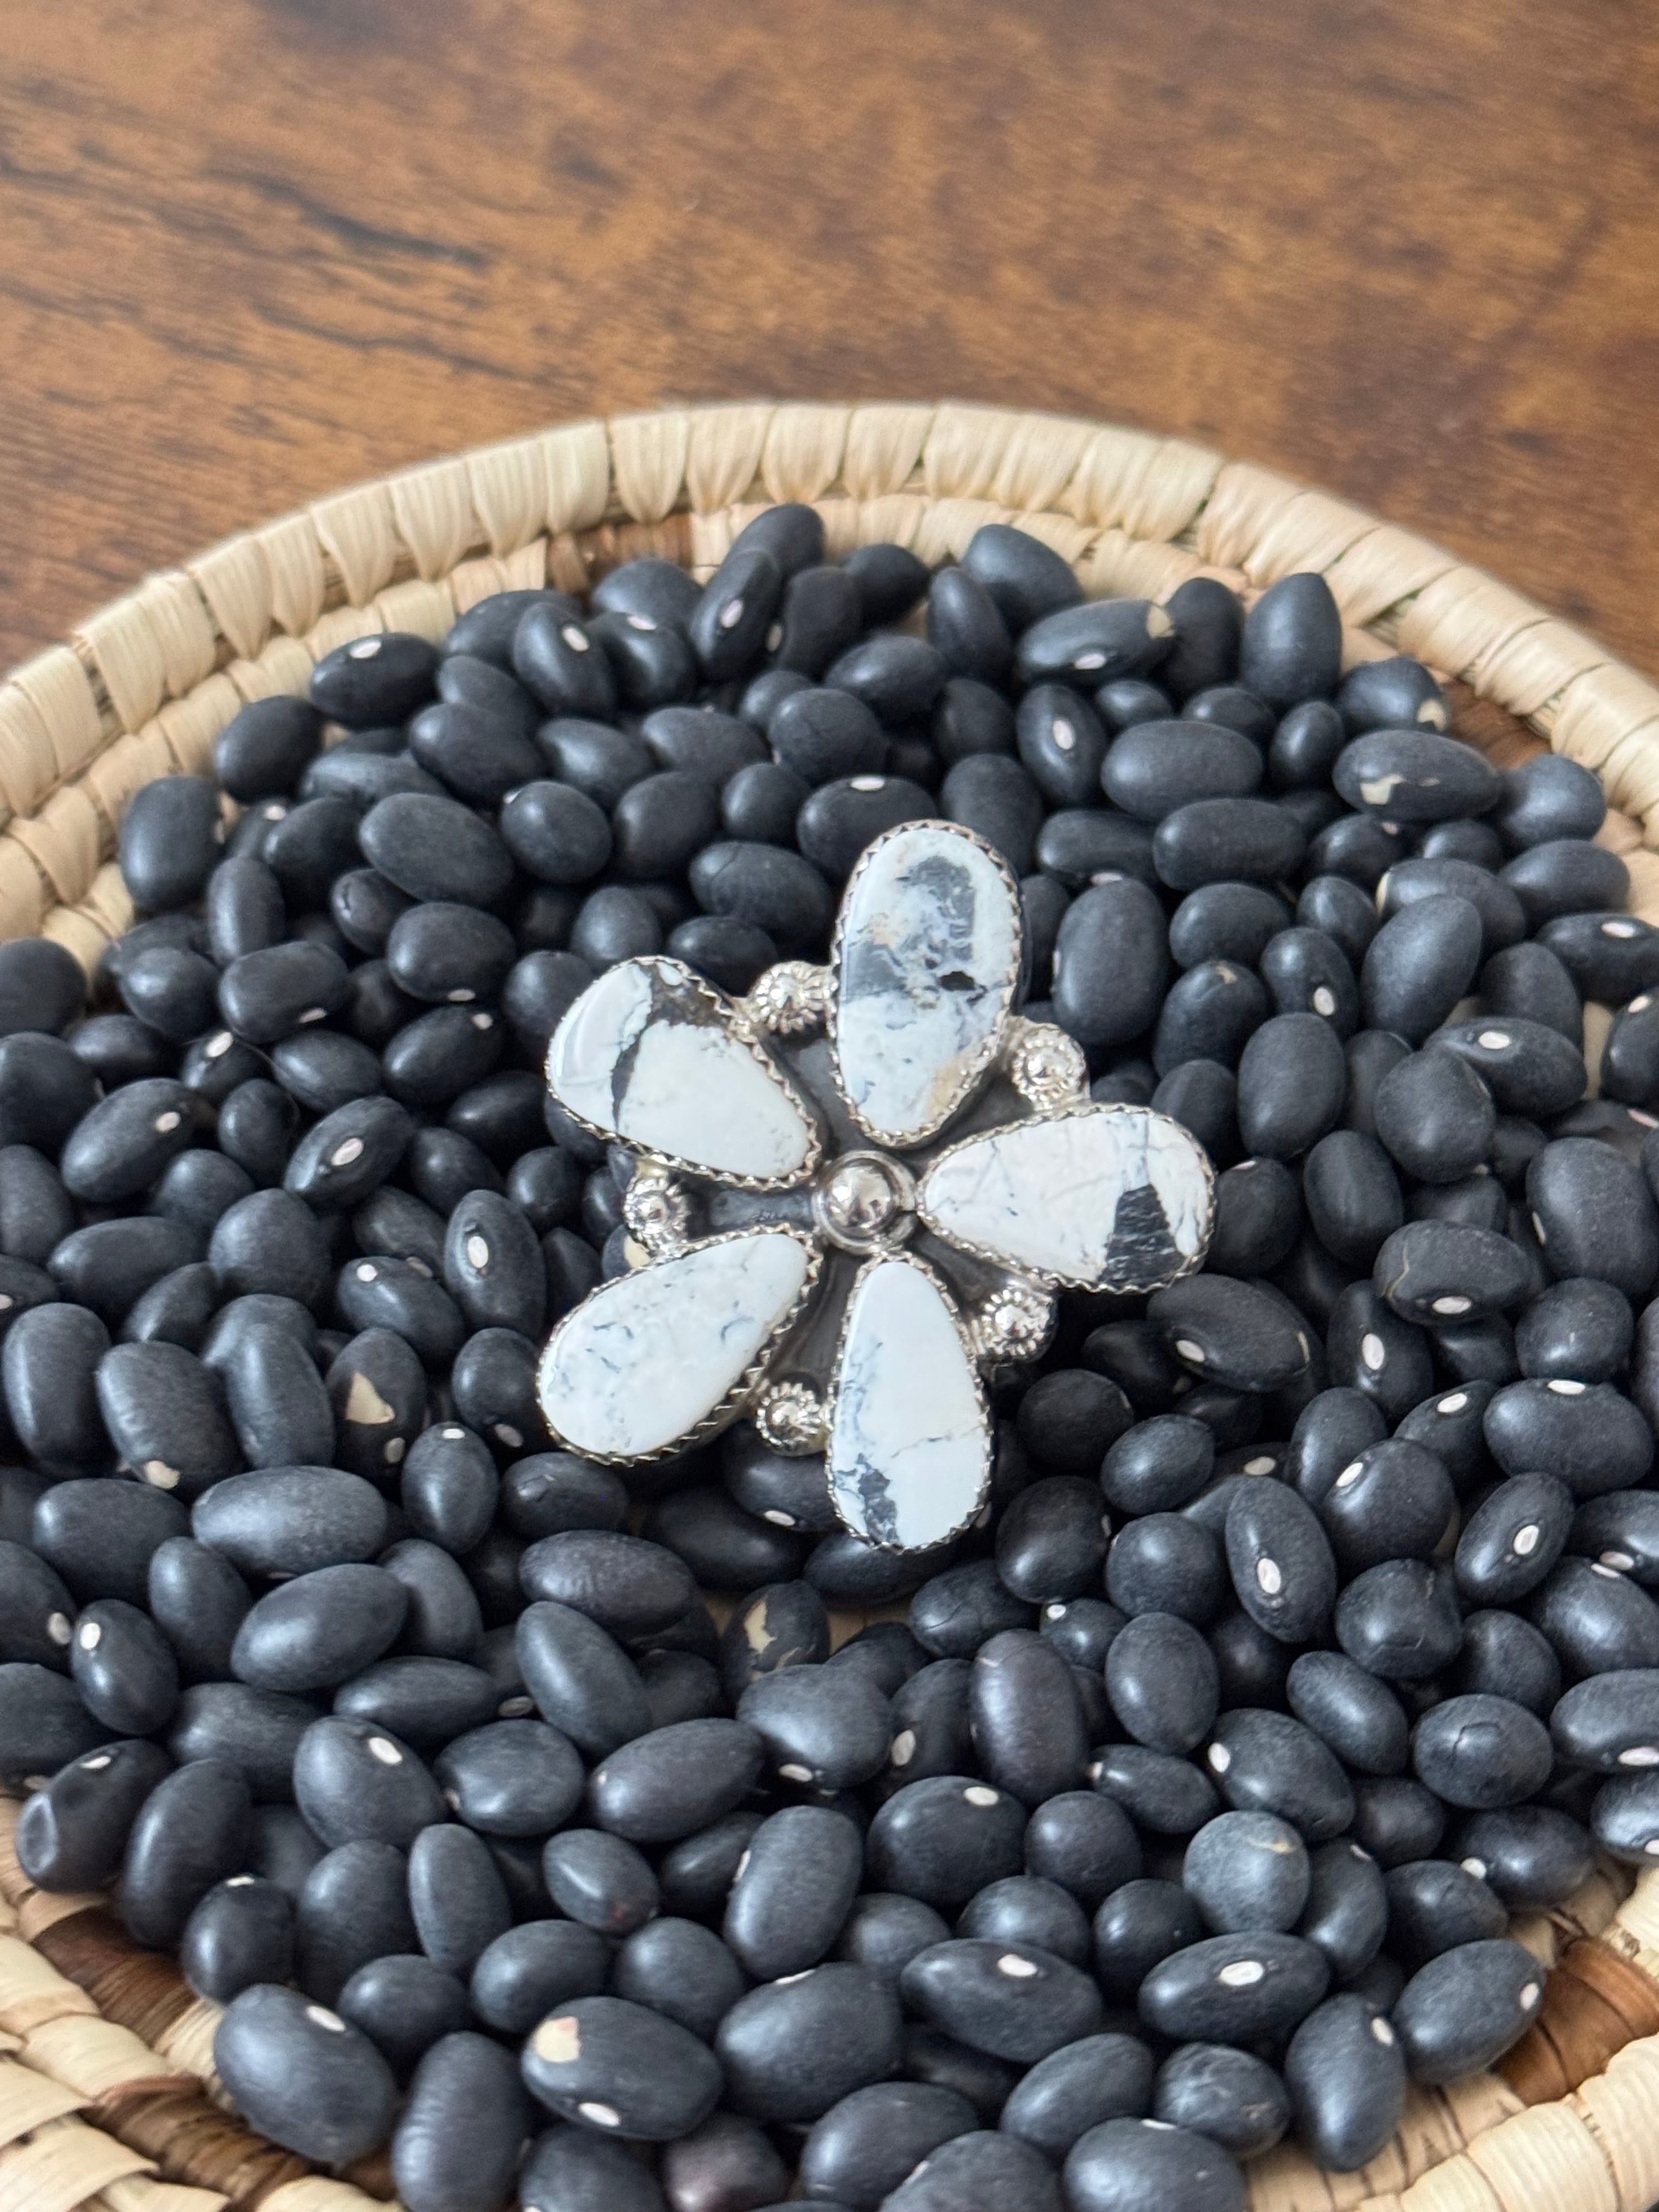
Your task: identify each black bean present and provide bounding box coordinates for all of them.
[959,1629,1084,1806]
[1280,1992,1406,2174]
[516,1528,691,1643]
[1149,2045,1286,2162]
[230,1561,404,1694]
[58,1080,195,1208]
[216,1979,400,2167]
[581,1716,762,1845]
[934,677,1017,772]
[1183,1808,1311,1935]
[357,791,514,909]
[1104,1511,1227,1624]
[516,1599,648,1756]
[117,1752,251,1946]
[1233,1009,1346,1159]
[1153,960,1269,1075]
[16,1736,174,1892]
[1103,719,1261,822]
[1090,1745,1218,1837]
[294,1714,445,1851]
[120,775,223,913]
[1383,1858,1508,1968]
[1150,795,1304,890]
[1505,840,1632,932]
[1138,1926,1328,2049]
[925,755,1043,880]
[1391,1938,1543,2082]
[213,694,321,801]
[1049,877,1169,1046]
[1295,880,1378,978]
[1372,1047,1496,1190]
[143,1542,249,1686]
[63,1590,177,1734]
[1485,1373,1653,1494]
[525,1993,726,2144]
[640,1483,802,1595]
[179,1874,295,2003]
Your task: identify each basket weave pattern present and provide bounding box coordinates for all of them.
[2,401,1659,2212]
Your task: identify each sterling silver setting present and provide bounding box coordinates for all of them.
[537,819,1217,1547]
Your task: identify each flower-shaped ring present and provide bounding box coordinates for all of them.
[535,821,1217,1552]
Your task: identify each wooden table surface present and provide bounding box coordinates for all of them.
[2,0,1656,679]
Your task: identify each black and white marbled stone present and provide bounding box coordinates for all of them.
[831,823,1021,1149]
[827,1252,990,1550]
[545,956,817,1186]
[537,1228,817,1460]
[916,1104,1214,1291]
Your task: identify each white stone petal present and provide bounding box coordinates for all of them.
[830,823,1022,1149]
[918,1104,1215,1291]
[545,957,819,1186]
[827,1254,990,1551]
[538,1229,818,1462]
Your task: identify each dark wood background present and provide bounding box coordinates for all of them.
[3,0,1656,677]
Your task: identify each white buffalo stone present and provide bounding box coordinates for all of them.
[538,1229,816,1459]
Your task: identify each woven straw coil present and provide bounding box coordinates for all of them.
[1,400,1658,2212]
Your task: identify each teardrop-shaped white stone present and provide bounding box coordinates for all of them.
[917,1104,1214,1290]
[831,823,1021,1148]
[546,957,817,1186]
[828,1254,989,1550]
[538,1229,817,1460]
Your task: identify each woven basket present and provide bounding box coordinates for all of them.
[3,400,1659,2212]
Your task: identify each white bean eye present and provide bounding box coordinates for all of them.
[577,2102,620,2127]
[1512,1525,1541,1556]
[964,1786,1000,1807]
[561,625,590,652]
[890,1730,917,1768]
[1217,1960,1264,1987]
[1175,1339,1205,1364]
[154,1111,181,1133]
[1255,1558,1283,1596]
[307,2005,347,2030]
[1437,1393,1468,1414]
[718,599,746,631]
[1207,1743,1231,1774]
[346,640,381,661]
[330,1138,364,1167]
[996,1954,1040,1978]
[77,1622,102,1651]
[1360,1333,1386,1372]
[465,1235,490,1271]
[1370,2016,1396,2044]
[366,1736,402,1765]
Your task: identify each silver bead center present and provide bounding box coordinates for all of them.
[811,1149,917,1254]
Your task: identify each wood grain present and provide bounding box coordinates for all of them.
[1,0,1656,676]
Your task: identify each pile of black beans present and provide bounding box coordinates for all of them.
[4,506,1659,2212]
